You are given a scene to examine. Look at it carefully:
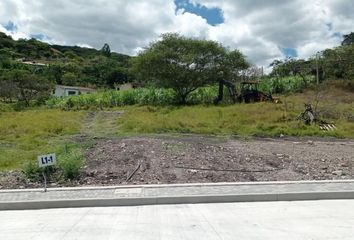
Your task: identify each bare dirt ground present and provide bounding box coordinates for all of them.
[1,135,353,189]
[82,136,354,184]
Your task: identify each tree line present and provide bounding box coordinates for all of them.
[1,31,353,106]
[0,32,132,105]
[270,32,354,83]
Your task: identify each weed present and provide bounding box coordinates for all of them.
[58,148,83,180]
[22,161,42,181]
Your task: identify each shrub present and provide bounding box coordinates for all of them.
[58,148,83,180]
[22,161,42,181]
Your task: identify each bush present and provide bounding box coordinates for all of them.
[22,144,84,182]
[58,148,83,180]
[0,102,13,112]
[22,161,42,181]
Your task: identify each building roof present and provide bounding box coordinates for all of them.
[55,85,96,91]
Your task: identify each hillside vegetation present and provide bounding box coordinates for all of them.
[0,31,132,90]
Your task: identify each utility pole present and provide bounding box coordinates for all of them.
[316,52,319,85]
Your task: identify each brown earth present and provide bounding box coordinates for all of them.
[1,135,353,189]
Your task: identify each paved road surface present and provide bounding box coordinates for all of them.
[1,200,354,240]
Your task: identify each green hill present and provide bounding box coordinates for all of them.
[0,31,132,88]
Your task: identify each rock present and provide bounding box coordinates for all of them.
[332,170,344,176]
[307,140,314,145]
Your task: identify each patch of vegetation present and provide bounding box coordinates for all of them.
[57,144,84,180]
[22,161,42,181]
[22,143,84,181]
[46,87,219,109]
[115,88,353,138]
[258,75,316,94]
[0,109,84,170]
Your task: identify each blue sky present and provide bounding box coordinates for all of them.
[3,21,17,32]
[174,0,224,26]
[282,48,298,58]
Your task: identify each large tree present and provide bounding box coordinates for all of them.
[101,43,111,57]
[132,33,248,104]
[1,70,53,106]
[342,32,354,46]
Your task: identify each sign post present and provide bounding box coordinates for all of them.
[38,153,56,192]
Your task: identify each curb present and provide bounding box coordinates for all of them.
[2,179,354,193]
[1,181,354,210]
[2,191,354,211]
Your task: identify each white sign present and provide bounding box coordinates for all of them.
[38,153,56,167]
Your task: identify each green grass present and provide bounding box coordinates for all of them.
[0,109,84,170]
[115,104,353,138]
[115,87,354,138]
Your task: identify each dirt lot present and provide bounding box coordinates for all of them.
[1,135,353,189]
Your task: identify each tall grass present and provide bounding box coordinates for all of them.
[116,102,353,138]
[113,85,353,138]
[46,87,219,110]
[46,77,314,110]
[258,75,315,94]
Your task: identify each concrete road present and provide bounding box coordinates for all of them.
[1,200,354,240]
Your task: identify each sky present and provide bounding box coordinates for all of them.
[1,0,354,69]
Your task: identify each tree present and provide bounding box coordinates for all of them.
[342,32,354,46]
[0,79,18,102]
[2,70,53,106]
[47,64,64,84]
[0,32,14,48]
[101,43,111,57]
[132,33,248,104]
[219,50,249,80]
[62,72,77,86]
[105,67,130,88]
[321,45,354,80]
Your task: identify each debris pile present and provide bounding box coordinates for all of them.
[297,103,336,131]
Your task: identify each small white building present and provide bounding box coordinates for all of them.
[53,85,96,97]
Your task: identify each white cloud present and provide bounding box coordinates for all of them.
[1,0,353,68]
